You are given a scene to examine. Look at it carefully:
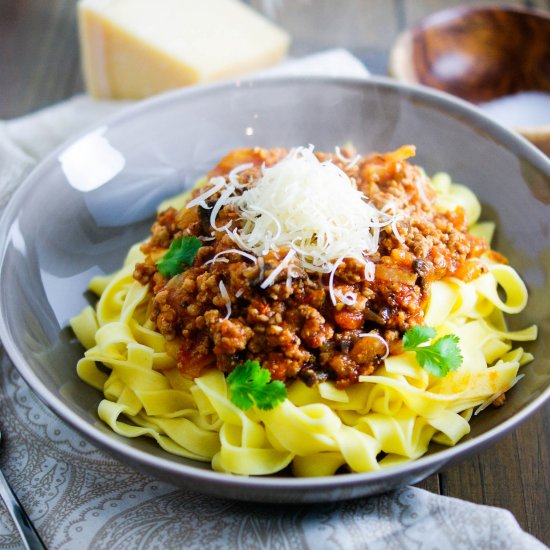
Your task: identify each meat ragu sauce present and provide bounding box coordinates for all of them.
[134,146,490,388]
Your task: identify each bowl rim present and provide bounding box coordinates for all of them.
[1,74,549,495]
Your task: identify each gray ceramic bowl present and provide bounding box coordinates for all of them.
[0,77,549,503]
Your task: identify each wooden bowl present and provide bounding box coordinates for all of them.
[389,5,550,154]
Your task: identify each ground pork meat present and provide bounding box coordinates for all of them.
[134,147,490,388]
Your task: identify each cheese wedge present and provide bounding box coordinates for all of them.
[78,0,290,99]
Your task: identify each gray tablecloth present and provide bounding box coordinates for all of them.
[0,51,546,549]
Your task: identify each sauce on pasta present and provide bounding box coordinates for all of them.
[134,146,488,388]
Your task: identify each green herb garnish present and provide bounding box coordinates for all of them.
[157,236,202,278]
[402,326,463,378]
[227,360,287,411]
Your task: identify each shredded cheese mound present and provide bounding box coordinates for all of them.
[232,146,393,272]
[190,146,399,302]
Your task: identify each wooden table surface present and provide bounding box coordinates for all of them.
[1,0,549,545]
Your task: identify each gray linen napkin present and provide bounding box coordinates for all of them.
[0,50,546,550]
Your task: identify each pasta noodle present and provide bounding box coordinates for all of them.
[71,148,536,476]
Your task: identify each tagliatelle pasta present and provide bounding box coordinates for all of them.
[71,146,537,476]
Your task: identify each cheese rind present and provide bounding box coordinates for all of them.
[78,0,290,99]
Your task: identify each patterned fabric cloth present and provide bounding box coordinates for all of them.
[0,51,546,549]
[0,357,545,549]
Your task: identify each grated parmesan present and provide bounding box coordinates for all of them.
[473,374,525,415]
[218,280,231,320]
[188,146,399,302]
[358,332,390,360]
[204,248,257,266]
[260,249,296,289]
[186,176,225,209]
[334,145,361,170]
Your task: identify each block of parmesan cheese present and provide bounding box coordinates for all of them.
[78,0,290,99]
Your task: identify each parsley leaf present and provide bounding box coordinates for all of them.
[227,360,287,411]
[402,326,463,377]
[157,236,202,278]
